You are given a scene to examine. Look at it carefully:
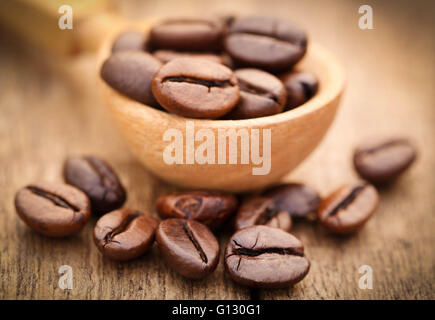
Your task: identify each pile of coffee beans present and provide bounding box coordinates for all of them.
[101,15,319,119]
[14,136,416,289]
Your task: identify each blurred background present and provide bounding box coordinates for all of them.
[0,0,433,299]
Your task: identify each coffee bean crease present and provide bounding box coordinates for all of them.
[102,211,142,247]
[181,221,208,263]
[255,205,279,225]
[238,79,278,102]
[27,186,79,212]
[328,183,367,217]
[162,76,233,90]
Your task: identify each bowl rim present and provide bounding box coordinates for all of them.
[99,23,346,129]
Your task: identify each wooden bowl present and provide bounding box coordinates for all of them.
[98,26,345,192]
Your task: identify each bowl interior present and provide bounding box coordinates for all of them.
[98,22,345,192]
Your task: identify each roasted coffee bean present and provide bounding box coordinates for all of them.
[15,182,91,237]
[234,197,292,231]
[101,51,162,106]
[264,183,321,220]
[152,58,240,119]
[280,71,318,110]
[225,225,310,288]
[353,138,417,185]
[153,50,224,64]
[156,191,238,230]
[224,16,307,71]
[149,18,222,51]
[64,155,126,215]
[317,182,378,234]
[93,209,158,261]
[224,69,286,119]
[156,219,219,279]
[111,30,149,53]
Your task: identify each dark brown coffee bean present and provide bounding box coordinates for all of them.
[264,183,321,220]
[93,209,158,261]
[152,58,240,119]
[149,18,222,51]
[156,219,219,279]
[153,50,224,64]
[224,16,307,71]
[100,51,162,106]
[111,30,149,53]
[353,138,417,185]
[63,155,126,215]
[225,225,309,288]
[224,69,286,119]
[317,182,379,234]
[156,191,238,230]
[234,197,291,231]
[280,71,318,110]
[15,182,91,237]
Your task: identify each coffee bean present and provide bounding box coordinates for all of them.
[152,57,240,119]
[234,197,292,231]
[353,138,417,185]
[149,18,223,51]
[264,183,321,220]
[101,51,162,106]
[111,30,149,53]
[224,16,307,71]
[15,182,91,237]
[225,225,310,288]
[63,155,126,215]
[156,191,238,230]
[156,219,219,279]
[93,209,158,261]
[224,69,286,119]
[317,182,379,234]
[280,71,318,110]
[153,49,224,65]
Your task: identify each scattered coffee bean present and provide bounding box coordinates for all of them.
[234,197,292,231]
[111,30,149,53]
[93,209,158,261]
[224,68,286,119]
[225,225,310,288]
[280,71,318,110]
[101,51,162,106]
[149,18,222,51]
[156,191,238,230]
[63,155,126,215]
[264,183,321,220]
[152,57,240,119]
[353,138,417,185]
[317,182,378,234]
[224,16,307,71]
[156,219,219,279]
[15,182,91,237]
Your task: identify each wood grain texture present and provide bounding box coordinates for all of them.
[0,0,434,299]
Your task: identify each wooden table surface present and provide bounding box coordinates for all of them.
[0,0,434,299]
